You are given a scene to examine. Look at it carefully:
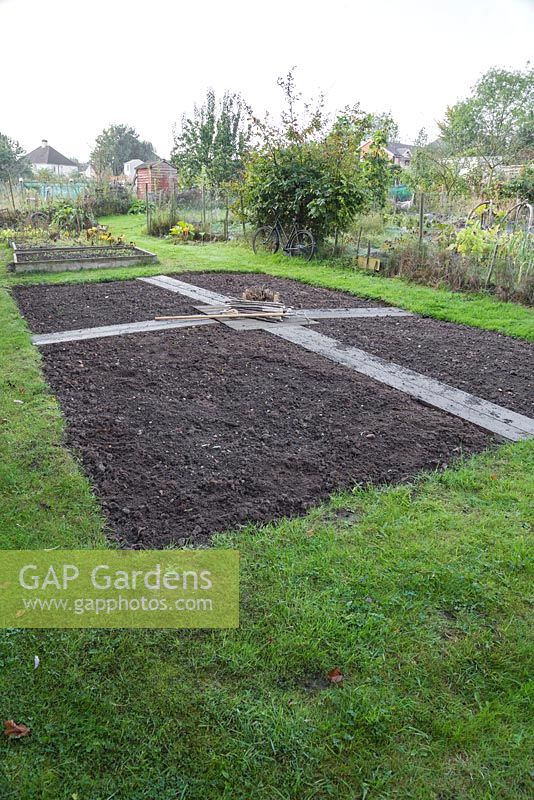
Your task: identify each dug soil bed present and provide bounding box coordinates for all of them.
[171,271,388,309]
[316,317,534,417]
[12,280,197,334]
[39,325,493,547]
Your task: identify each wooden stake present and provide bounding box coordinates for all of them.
[154,311,287,322]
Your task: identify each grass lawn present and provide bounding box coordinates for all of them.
[0,220,533,799]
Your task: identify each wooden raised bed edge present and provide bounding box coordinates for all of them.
[9,242,158,274]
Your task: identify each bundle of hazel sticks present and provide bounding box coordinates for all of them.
[155,299,290,323]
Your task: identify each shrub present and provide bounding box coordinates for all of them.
[169,220,197,241]
[146,206,179,237]
[0,208,24,230]
[49,200,96,232]
[128,198,155,215]
[243,134,380,244]
[243,88,391,244]
[500,165,534,203]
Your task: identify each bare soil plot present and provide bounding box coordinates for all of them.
[12,280,197,334]
[316,317,534,417]
[171,271,388,308]
[36,325,492,547]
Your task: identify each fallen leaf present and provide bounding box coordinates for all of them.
[15,609,26,618]
[327,667,344,684]
[3,720,31,738]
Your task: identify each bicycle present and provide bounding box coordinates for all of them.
[252,218,315,262]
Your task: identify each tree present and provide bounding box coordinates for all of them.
[0,132,30,209]
[439,66,534,183]
[369,112,399,142]
[91,124,156,176]
[405,129,468,198]
[243,75,391,243]
[171,90,250,187]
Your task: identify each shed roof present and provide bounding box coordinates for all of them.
[136,159,177,171]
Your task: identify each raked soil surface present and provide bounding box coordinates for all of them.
[35,324,493,547]
[316,316,534,417]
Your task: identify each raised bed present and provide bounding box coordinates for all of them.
[9,242,157,273]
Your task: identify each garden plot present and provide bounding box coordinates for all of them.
[15,273,534,547]
[34,326,491,547]
[316,316,534,418]
[13,280,198,333]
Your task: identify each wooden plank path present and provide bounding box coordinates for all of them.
[295,307,413,319]
[139,275,230,305]
[32,317,215,346]
[268,325,534,442]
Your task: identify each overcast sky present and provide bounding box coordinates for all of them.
[1,0,532,162]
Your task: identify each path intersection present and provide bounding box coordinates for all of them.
[31,275,534,443]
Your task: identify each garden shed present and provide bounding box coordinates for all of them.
[135,160,178,198]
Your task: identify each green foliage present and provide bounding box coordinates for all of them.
[455,219,499,259]
[171,90,250,187]
[169,220,197,241]
[439,66,534,172]
[243,76,390,242]
[91,124,156,176]
[501,165,534,203]
[405,129,468,197]
[49,200,95,232]
[146,205,180,237]
[360,130,395,208]
[0,132,29,183]
[128,198,155,215]
[368,111,399,141]
[244,135,389,242]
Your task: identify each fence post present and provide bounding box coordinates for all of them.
[418,192,425,247]
[240,193,246,238]
[224,191,229,240]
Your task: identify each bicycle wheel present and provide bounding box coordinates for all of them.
[252,226,279,255]
[287,230,315,261]
[28,211,50,228]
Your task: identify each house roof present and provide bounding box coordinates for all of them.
[387,141,412,157]
[26,142,77,167]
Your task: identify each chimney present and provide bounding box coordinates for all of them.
[42,139,48,148]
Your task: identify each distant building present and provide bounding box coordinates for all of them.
[124,159,144,182]
[135,160,178,198]
[26,139,78,176]
[360,140,413,167]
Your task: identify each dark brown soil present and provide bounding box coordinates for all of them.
[12,280,197,334]
[316,317,534,417]
[172,271,387,308]
[37,326,493,547]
